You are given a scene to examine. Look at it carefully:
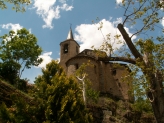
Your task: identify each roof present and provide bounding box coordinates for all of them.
[67,28,74,40]
[60,27,80,47]
[65,49,100,65]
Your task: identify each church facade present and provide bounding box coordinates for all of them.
[59,28,133,102]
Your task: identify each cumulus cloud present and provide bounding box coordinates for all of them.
[38,52,53,68]
[33,0,73,29]
[74,18,136,52]
[1,23,23,32]
[116,0,122,4]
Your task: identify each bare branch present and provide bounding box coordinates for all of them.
[123,0,146,25]
[130,8,159,38]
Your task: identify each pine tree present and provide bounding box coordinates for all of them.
[35,60,93,122]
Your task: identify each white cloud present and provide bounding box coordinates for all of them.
[33,0,73,29]
[75,18,136,52]
[38,52,53,68]
[29,28,32,33]
[162,17,164,27]
[116,0,122,4]
[1,23,23,32]
[60,3,74,11]
[57,58,60,62]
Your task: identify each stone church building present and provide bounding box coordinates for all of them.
[59,28,133,102]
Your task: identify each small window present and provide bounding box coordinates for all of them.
[112,69,116,76]
[75,64,79,70]
[63,44,68,53]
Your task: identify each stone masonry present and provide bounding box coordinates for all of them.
[59,28,133,102]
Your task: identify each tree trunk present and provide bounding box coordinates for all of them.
[146,71,164,123]
[117,23,164,123]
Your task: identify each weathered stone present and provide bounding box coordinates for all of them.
[59,29,133,102]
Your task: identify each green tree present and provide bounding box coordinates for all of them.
[0,28,42,87]
[35,60,93,123]
[0,94,40,123]
[0,0,30,12]
[97,0,164,122]
[132,97,153,113]
[0,60,92,122]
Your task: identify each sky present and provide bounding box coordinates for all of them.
[0,0,163,83]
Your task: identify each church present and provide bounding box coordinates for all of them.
[59,28,133,102]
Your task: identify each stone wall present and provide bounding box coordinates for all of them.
[102,63,124,100]
[66,56,133,101]
[59,39,80,71]
[60,40,133,101]
[66,56,100,91]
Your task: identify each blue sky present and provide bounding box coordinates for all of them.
[0,0,163,83]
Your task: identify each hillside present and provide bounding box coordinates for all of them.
[0,79,156,123]
[0,80,34,107]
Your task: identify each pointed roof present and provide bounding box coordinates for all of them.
[67,27,74,40]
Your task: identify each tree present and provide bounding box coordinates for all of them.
[0,0,31,12]
[75,62,99,106]
[0,28,42,87]
[97,0,164,122]
[0,60,92,122]
[34,60,93,122]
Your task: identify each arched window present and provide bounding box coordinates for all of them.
[63,44,68,53]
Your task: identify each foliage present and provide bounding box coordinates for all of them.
[0,60,93,122]
[75,62,99,104]
[34,60,93,122]
[0,102,12,123]
[0,95,39,123]
[86,88,99,104]
[132,97,153,113]
[0,0,31,12]
[120,0,163,32]
[0,61,18,85]
[0,28,42,86]
[95,0,164,122]
[35,60,63,85]
[116,0,164,101]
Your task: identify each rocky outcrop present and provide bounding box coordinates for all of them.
[88,96,156,123]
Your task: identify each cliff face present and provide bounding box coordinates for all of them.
[88,96,156,123]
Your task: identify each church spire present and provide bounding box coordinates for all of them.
[67,24,74,40]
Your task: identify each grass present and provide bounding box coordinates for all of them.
[0,79,35,106]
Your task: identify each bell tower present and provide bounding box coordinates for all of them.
[59,27,80,72]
